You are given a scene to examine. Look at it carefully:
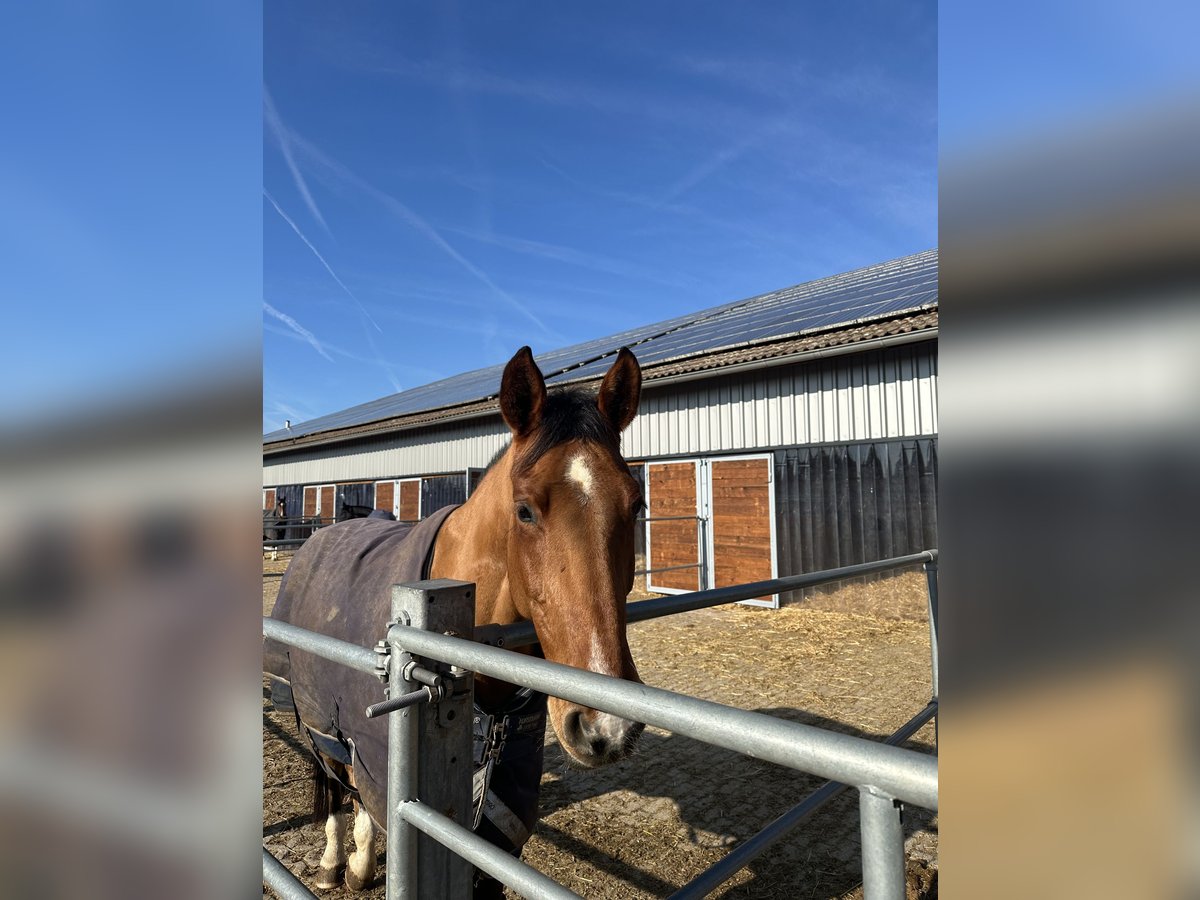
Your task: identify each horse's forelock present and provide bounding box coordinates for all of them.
[510,388,618,475]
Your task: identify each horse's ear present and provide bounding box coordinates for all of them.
[500,346,547,438]
[597,347,641,433]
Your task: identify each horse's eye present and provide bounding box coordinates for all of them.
[515,502,537,525]
[631,497,645,517]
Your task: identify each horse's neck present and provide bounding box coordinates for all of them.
[429,452,525,709]
[429,451,516,628]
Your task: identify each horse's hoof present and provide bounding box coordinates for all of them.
[314,865,344,890]
[344,866,375,891]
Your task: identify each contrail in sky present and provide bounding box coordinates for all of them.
[282,125,556,339]
[264,87,332,237]
[263,301,334,362]
[264,190,383,333]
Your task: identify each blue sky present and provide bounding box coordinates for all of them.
[263,3,937,434]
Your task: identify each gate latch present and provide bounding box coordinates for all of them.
[364,660,447,718]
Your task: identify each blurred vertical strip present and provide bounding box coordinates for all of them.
[940,3,1200,894]
[0,2,261,898]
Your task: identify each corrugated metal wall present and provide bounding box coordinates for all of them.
[421,473,467,517]
[262,418,510,486]
[262,342,937,485]
[335,482,374,518]
[773,437,938,595]
[622,342,937,460]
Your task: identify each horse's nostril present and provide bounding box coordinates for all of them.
[563,709,584,742]
[589,737,608,757]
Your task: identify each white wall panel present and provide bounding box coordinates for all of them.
[262,416,511,486]
[620,342,937,460]
[263,342,938,486]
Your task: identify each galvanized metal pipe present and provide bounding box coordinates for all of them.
[923,562,939,702]
[262,617,380,675]
[263,848,320,900]
[392,627,938,809]
[483,551,939,650]
[859,788,906,900]
[635,562,701,576]
[680,781,843,900]
[399,801,583,900]
[387,591,418,900]
[668,700,938,899]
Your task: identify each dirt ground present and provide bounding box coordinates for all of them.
[263,555,937,898]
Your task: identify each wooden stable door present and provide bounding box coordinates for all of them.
[646,461,702,593]
[708,456,777,607]
[646,456,777,606]
[303,486,318,518]
[374,481,395,514]
[398,480,420,522]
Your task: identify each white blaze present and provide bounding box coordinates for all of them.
[567,454,594,500]
[589,631,633,740]
[588,632,619,677]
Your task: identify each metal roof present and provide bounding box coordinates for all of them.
[265,249,937,444]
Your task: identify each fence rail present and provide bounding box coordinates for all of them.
[263,552,938,900]
[391,626,936,809]
[478,550,936,651]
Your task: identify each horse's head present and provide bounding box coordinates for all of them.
[499,346,645,768]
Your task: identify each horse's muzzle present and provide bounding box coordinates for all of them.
[559,706,645,768]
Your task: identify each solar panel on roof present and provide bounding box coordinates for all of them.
[265,249,937,442]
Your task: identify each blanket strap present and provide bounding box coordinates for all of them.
[471,688,546,849]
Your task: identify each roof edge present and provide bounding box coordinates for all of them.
[263,310,937,459]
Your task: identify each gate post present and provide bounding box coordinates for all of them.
[387,579,476,900]
[859,788,905,900]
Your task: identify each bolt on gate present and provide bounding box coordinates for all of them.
[263,550,939,900]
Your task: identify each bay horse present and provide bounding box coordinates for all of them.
[266,346,646,894]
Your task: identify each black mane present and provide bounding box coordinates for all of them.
[488,387,617,474]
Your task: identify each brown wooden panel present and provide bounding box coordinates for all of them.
[711,458,773,602]
[374,481,394,512]
[648,462,699,591]
[303,487,317,518]
[399,481,420,522]
[320,486,335,520]
[263,489,276,511]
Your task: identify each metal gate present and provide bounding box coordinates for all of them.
[263,552,938,900]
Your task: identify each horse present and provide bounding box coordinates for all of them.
[265,346,646,894]
[336,503,375,523]
[263,496,287,543]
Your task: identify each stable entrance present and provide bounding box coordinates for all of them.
[644,455,778,607]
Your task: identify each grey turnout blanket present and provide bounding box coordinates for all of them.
[264,504,547,857]
[264,505,458,828]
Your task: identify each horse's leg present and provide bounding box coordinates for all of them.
[344,796,378,890]
[313,758,348,890]
[315,807,348,889]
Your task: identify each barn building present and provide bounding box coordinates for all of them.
[263,249,938,607]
